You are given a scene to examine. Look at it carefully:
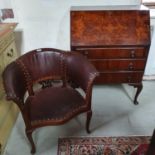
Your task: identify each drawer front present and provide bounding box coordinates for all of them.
[3,41,18,67]
[0,41,17,99]
[95,72,143,84]
[0,33,14,54]
[77,48,147,59]
[91,59,146,71]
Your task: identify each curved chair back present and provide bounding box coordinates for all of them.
[16,48,67,95]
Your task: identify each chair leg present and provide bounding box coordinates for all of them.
[86,110,92,134]
[25,129,36,154]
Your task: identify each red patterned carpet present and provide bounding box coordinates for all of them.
[58,136,150,155]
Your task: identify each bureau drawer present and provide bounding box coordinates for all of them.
[0,33,14,54]
[3,41,18,67]
[95,72,143,84]
[0,41,17,99]
[91,59,146,71]
[77,48,147,59]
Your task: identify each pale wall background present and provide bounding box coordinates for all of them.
[1,0,155,75]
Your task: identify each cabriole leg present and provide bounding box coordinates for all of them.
[133,83,143,105]
[86,110,92,134]
[25,129,36,154]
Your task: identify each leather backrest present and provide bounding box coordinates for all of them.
[16,48,66,84]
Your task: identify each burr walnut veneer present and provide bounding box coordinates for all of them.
[71,5,151,104]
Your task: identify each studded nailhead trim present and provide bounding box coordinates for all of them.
[15,60,33,93]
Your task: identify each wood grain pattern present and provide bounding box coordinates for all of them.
[71,11,150,47]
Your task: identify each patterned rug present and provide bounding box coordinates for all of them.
[58,136,151,155]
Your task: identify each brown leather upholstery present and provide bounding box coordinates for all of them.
[2,48,98,153]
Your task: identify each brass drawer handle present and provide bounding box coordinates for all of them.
[127,76,131,83]
[128,62,134,70]
[7,49,14,57]
[131,50,135,58]
[84,51,88,55]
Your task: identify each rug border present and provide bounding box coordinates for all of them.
[57,135,151,155]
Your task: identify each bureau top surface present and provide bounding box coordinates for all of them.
[71,5,149,11]
[0,23,17,38]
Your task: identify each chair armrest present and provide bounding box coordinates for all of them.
[2,61,27,104]
[66,52,99,92]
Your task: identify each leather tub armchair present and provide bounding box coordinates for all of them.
[2,48,98,153]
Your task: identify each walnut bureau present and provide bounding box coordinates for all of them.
[70,5,151,105]
[0,23,19,154]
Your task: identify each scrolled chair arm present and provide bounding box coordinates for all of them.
[2,61,27,106]
[65,51,99,96]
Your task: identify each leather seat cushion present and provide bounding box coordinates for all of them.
[26,87,85,123]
